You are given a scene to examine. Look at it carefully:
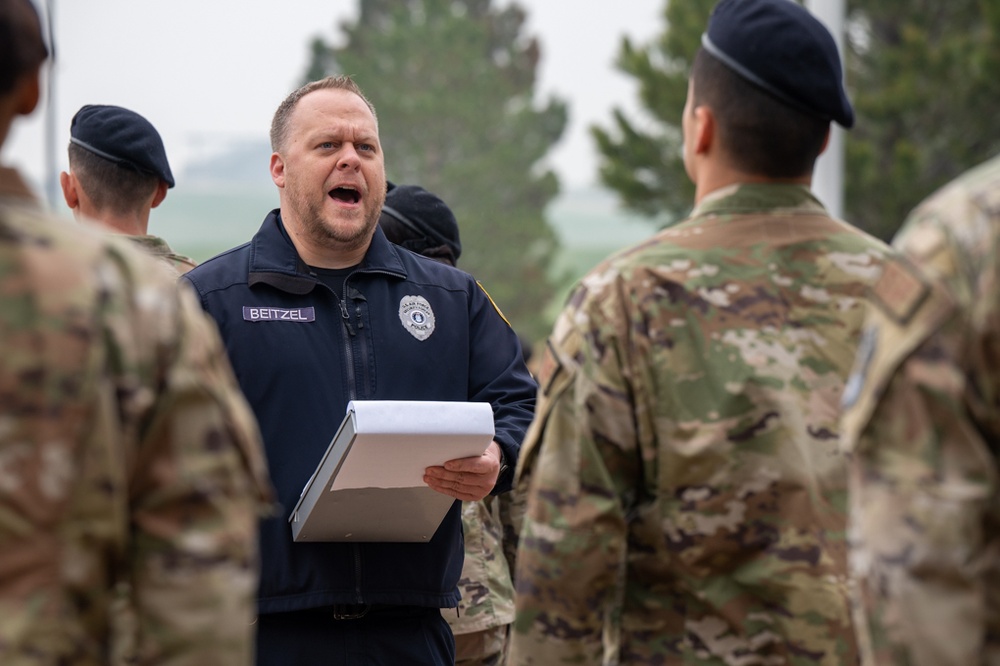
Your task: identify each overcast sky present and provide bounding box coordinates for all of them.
[4,0,664,196]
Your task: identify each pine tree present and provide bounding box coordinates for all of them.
[844,0,1000,238]
[303,0,568,340]
[593,0,1000,240]
[591,0,715,226]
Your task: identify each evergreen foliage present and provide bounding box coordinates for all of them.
[593,0,1000,240]
[844,0,1000,238]
[303,0,568,339]
[591,0,714,226]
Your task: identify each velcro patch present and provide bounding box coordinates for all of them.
[871,258,929,325]
[537,339,563,397]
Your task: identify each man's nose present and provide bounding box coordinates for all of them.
[337,145,362,169]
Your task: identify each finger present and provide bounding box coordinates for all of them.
[424,456,499,499]
[423,471,475,491]
[425,464,492,481]
[424,477,484,502]
[443,457,486,472]
[423,473,493,502]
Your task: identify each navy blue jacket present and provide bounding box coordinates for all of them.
[182,211,536,613]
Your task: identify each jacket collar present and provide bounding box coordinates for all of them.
[691,183,827,219]
[247,209,408,294]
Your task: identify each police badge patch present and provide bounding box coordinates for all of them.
[399,295,436,341]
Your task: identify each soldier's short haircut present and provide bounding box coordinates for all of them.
[269,75,378,152]
[691,48,828,179]
[0,0,48,94]
[68,142,159,216]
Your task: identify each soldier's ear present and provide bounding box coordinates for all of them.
[14,68,41,117]
[59,171,79,209]
[817,126,832,157]
[151,180,169,208]
[692,105,715,156]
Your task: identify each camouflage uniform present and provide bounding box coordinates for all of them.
[0,166,273,665]
[127,233,198,275]
[447,498,516,666]
[841,154,1000,666]
[509,183,891,665]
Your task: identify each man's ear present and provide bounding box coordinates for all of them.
[59,171,78,209]
[15,68,41,116]
[270,153,286,188]
[150,180,169,208]
[817,126,832,156]
[693,105,715,156]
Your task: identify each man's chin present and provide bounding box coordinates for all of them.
[315,217,378,250]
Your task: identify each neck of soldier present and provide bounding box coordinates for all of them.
[693,156,812,206]
[83,206,151,237]
[0,98,18,151]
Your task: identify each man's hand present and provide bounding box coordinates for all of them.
[423,441,502,501]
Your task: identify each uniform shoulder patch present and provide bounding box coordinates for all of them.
[536,339,563,398]
[871,257,930,325]
[476,281,511,327]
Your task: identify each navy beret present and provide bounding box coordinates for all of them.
[70,105,175,187]
[702,0,854,128]
[381,183,462,262]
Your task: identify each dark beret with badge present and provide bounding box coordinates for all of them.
[381,182,462,262]
[70,104,175,187]
[701,0,854,128]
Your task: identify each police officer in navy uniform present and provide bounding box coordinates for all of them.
[182,75,535,665]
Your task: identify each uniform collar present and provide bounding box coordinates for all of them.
[691,182,828,219]
[247,209,408,294]
[128,233,176,257]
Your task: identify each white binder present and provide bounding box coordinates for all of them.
[289,400,495,542]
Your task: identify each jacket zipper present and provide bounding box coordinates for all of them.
[347,290,371,397]
[339,278,365,603]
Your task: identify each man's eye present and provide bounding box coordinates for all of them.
[358,144,374,152]
[319,142,334,149]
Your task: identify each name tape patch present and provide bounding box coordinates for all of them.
[243,306,316,322]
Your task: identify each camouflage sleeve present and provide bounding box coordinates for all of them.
[498,483,525,576]
[112,260,273,665]
[508,286,637,665]
[841,189,1000,665]
[843,297,998,665]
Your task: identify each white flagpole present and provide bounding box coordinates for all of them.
[805,0,846,219]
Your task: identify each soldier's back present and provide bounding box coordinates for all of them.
[515,184,890,664]
[0,170,272,665]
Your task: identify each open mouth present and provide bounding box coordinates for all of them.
[329,187,361,204]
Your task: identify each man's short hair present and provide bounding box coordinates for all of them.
[0,0,48,94]
[68,143,160,216]
[691,48,829,179]
[270,75,377,152]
